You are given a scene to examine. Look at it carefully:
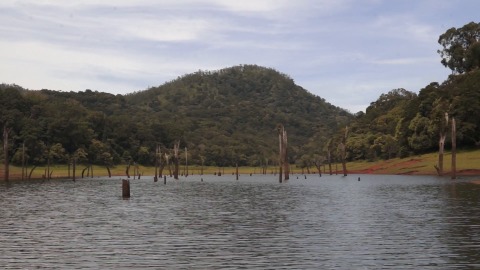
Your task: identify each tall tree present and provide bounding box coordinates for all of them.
[438,21,480,74]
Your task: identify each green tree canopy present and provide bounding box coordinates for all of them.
[438,21,480,74]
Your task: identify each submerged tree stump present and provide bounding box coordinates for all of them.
[122,179,130,198]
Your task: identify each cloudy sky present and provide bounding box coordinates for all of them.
[0,0,478,112]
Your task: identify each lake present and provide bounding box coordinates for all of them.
[1,174,480,269]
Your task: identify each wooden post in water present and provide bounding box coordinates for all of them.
[122,179,130,198]
[451,117,457,180]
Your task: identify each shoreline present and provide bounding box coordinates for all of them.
[2,169,480,182]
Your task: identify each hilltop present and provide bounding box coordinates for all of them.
[124,65,351,165]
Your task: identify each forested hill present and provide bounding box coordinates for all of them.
[346,69,480,161]
[125,65,351,165]
[0,65,351,168]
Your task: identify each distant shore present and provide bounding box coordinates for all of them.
[1,149,479,181]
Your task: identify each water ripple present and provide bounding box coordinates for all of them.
[1,175,480,269]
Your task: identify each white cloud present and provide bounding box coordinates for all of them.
[119,17,213,42]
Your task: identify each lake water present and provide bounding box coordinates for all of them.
[1,174,480,269]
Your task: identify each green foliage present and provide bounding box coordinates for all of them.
[438,21,480,74]
[0,66,351,168]
[345,69,480,161]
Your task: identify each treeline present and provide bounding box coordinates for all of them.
[0,65,350,176]
[345,70,480,162]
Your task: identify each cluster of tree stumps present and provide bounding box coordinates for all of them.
[434,113,457,179]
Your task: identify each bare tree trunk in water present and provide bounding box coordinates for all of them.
[185,147,188,177]
[435,113,449,176]
[28,165,37,180]
[236,163,239,180]
[106,166,111,178]
[154,145,159,181]
[340,126,349,176]
[451,117,456,180]
[47,147,51,180]
[327,150,332,175]
[277,124,284,183]
[126,162,131,178]
[21,142,25,181]
[173,141,180,180]
[283,129,289,180]
[72,158,76,182]
[3,126,10,181]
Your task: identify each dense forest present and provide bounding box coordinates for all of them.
[1,22,479,176]
[0,65,350,173]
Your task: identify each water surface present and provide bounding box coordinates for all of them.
[1,174,480,269]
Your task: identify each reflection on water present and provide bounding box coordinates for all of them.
[1,174,480,269]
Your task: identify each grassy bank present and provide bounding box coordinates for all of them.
[1,149,479,180]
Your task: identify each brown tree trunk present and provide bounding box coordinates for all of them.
[278,124,283,183]
[67,162,70,178]
[28,165,37,180]
[283,129,289,180]
[133,162,137,180]
[451,117,456,180]
[173,141,180,180]
[185,147,188,177]
[435,113,449,176]
[327,150,332,175]
[106,166,111,178]
[21,142,25,181]
[126,162,131,178]
[3,126,10,181]
[47,151,51,180]
[72,158,76,182]
[435,133,446,176]
[341,126,348,176]
[236,163,239,180]
[314,163,322,176]
[154,145,158,181]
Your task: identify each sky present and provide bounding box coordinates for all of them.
[0,0,478,113]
